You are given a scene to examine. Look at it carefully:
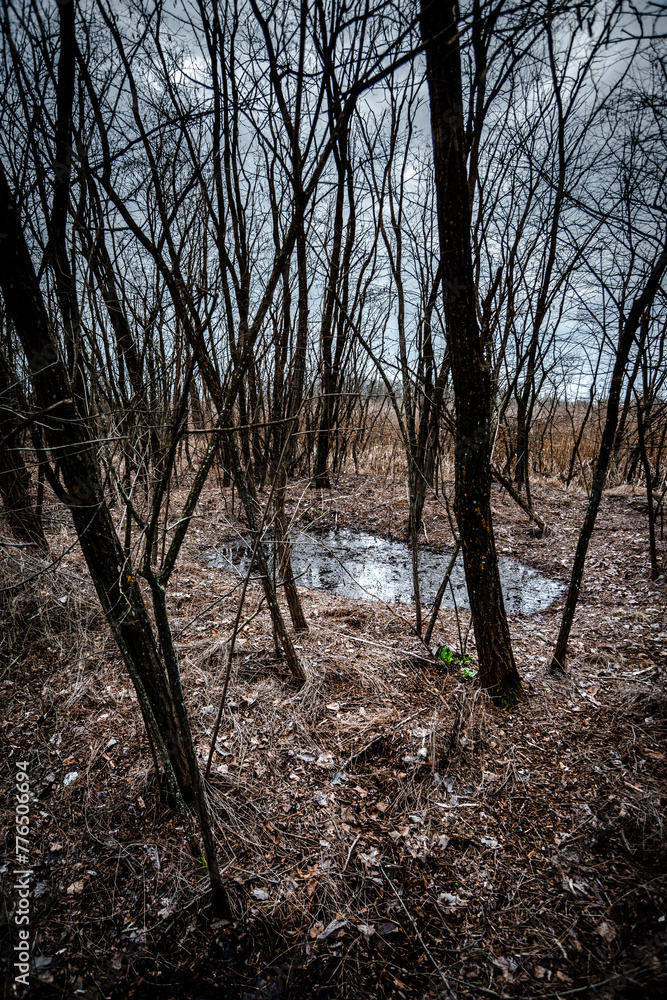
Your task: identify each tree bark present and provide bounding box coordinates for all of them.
[421,0,522,706]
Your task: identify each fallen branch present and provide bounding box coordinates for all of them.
[491,464,549,535]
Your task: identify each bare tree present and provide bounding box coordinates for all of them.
[420,0,523,705]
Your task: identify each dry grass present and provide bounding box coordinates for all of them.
[321,396,666,493]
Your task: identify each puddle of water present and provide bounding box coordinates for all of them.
[207,528,565,615]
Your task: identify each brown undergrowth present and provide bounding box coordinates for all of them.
[1,475,665,999]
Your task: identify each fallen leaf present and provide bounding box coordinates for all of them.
[491,956,518,973]
[317,918,347,940]
[211,918,230,931]
[596,920,617,942]
[357,923,375,938]
[563,876,589,897]
[376,921,401,937]
[438,892,464,907]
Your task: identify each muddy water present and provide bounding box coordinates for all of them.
[208,528,565,615]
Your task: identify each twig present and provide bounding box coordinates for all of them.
[174,580,244,638]
[342,833,360,873]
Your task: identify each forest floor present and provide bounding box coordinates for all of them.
[1,473,666,1000]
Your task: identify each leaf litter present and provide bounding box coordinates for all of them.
[0,474,665,997]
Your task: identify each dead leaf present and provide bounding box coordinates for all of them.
[491,956,518,973]
[357,923,375,938]
[563,876,589,897]
[211,918,230,931]
[317,918,347,940]
[596,920,617,942]
[376,921,401,937]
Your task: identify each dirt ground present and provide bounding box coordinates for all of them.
[1,473,666,999]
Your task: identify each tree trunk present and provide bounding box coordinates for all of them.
[550,245,667,671]
[0,445,48,550]
[314,142,348,488]
[0,353,48,549]
[635,393,659,580]
[421,0,522,706]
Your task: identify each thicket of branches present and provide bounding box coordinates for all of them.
[1,0,665,907]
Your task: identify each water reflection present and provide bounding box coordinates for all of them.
[207,528,564,615]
